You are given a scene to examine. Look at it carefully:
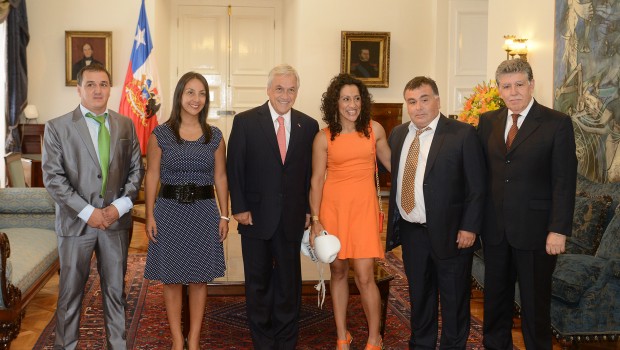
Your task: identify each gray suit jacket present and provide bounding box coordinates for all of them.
[42,106,144,236]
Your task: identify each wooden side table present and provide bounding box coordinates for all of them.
[20,124,45,154]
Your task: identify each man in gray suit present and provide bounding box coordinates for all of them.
[42,64,144,350]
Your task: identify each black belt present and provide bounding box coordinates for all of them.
[159,184,214,203]
[401,220,427,228]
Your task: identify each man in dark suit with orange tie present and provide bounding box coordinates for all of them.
[385,76,486,349]
[477,59,577,349]
[227,64,319,350]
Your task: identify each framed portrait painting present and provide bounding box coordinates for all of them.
[65,31,112,86]
[341,31,390,88]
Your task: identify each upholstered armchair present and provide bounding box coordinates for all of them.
[550,184,620,348]
[471,175,620,349]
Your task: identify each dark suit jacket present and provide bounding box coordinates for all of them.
[42,106,144,236]
[477,100,577,250]
[227,101,319,241]
[385,114,486,259]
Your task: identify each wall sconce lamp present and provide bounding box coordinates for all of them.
[503,35,515,59]
[503,35,528,62]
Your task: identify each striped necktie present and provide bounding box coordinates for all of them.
[506,113,520,150]
[401,127,430,213]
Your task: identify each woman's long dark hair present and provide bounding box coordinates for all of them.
[320,73,373,141]
[166,72,212,144]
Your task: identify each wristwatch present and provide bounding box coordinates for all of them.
[311,215,320,223]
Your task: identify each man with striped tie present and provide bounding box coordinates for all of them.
[385,76,486,349]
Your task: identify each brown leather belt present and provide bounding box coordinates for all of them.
[159,184,214,203]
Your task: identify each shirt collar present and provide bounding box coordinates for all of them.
[268,101,291,122]
[408,112,440,133]
[80,104,109,119]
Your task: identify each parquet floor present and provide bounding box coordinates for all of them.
[11,219,619,349]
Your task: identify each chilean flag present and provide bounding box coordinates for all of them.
[119,0,162,155]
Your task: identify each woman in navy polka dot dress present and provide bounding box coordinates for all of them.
[143,72,229,350]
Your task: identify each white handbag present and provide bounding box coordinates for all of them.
[314,231,341,264]
[300,229,341,308]
[300,228,318,262]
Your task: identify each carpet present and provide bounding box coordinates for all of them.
[35,253,488,349]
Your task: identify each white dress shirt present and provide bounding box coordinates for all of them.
[268,101,291,149]
[77,104,133,223]
[396,114,441,224]
[504,97,534,141]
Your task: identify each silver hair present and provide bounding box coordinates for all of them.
[495,59,534,83]
[267,64,300,89]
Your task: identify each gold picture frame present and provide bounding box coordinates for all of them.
[341,31,390,88]
[65,31,112,86]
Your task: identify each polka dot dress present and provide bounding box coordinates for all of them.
[144,124,226,284]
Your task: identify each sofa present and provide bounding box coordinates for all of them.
[471,174,620,348]
[0,188,59,349]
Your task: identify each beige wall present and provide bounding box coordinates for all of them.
[26,0,557,124]
[26,0,169,122]
[487,0,556,106]
[26,0,438,124]
[282,0,436,121]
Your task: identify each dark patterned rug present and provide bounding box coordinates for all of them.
[35,253,488,349]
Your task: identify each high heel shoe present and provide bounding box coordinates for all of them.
[336,331,352,350]
[364,337,383,350]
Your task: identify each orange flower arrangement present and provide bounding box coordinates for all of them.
[458,81,505,127]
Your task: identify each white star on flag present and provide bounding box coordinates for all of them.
[134,28,146,50]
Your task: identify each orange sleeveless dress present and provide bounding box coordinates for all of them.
[319,127,384,259]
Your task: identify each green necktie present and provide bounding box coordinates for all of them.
[86,112,110,196]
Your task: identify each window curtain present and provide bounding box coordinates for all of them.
[4,0,28,153]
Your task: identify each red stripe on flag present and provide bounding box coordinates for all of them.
[119,64,159,155]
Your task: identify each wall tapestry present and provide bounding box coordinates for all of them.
[554,0,620,183]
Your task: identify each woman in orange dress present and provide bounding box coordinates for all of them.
[309,74,391,350]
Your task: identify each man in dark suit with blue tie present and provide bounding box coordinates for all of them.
[385,76,486,348]
[227,64,319,350]
[477,59,577,349]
